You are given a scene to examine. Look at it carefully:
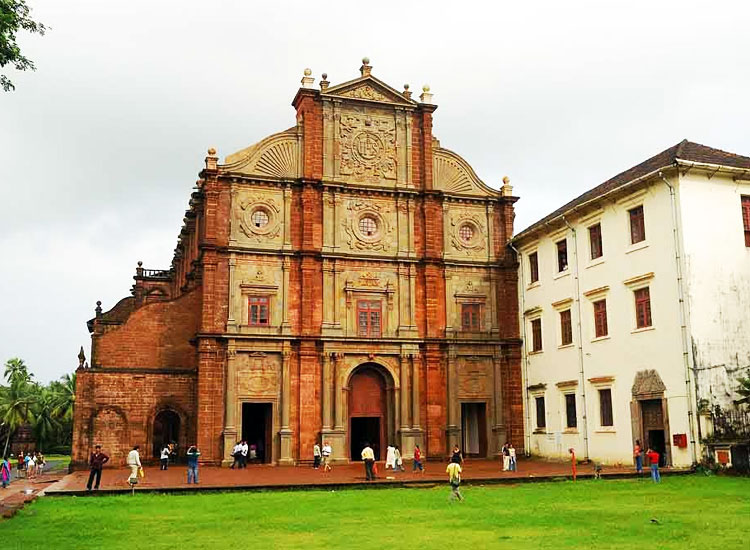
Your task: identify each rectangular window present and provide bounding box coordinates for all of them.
[634,288,652,328]
[599,388,613,427]
[742,196,750,247]
[248,296,269,326]
[357,300,382,337]
[529,252,539,283]
[535,396,546,429]
[531,318,542,352]
[593,299,608,338]
[589,223,603,259]
[565,393,577,428]
[560,309,573,346]
[629,205,646,244]
[461,303,481,331]
[556,239,568,272]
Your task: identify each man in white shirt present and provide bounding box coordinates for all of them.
[126,445,142,484]
[240,440,249,468]
[160,445,170,470]
[361,443,375,481]
[230,442,241,469]
[322,441,332,473]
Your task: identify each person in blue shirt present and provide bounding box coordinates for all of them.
[186,444,201,484]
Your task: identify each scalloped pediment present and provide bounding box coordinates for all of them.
[433,148,501,198]
[221,128,300,180]
[323,76,416,107]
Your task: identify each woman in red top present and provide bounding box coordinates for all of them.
[646,448,660,483]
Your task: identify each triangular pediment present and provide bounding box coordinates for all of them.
[323,75,417,107]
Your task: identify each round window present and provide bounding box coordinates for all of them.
[459,224,475,242]
[251,209,269,228]
[359,215,378,237]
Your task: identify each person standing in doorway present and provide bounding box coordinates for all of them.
[86,444,109,491]
[446,460,464,501]
[126,445,142,485]
[313,442,321,469]
[647,447,661,483]
[361,442,375,481]
[634,440,643,475]
[160,444,170,470]
[1,456,11,489]
[322,441,332,473]
[186,444,201,484]
[509,443,517,472]
[412,445,424,473]
[568,448,577,481]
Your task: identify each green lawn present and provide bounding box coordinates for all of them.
[2,476,748,549]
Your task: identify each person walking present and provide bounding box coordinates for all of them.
[86,445,110,491]
[126,445,142,484]
[501,442,510,471]
[385,444,396,470]
[446,460,464,501]
[160,444,170,470]
[568,448,577,481]
[1,456,11,489]
[186,444,201,484]
[634,440,643,475]
[361,442,375,481]
[647,447,661,483]
[322,441,332,473]
[394,445,404,472]
[240,440,249,468]
[17,453,25,479]
[412,445,424,473]
[313,442,322,469]
[26,453,35,479]
[509,443,517,472]
[229,441,241,469]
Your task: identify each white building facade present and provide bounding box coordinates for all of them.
[512,140,750,467]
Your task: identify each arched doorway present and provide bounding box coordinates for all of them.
[348,364,390,461]
[153,410,180,459]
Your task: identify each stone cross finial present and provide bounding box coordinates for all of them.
[420,84,433,104]
[78,346,86,369]
[320,73,330,90]
[501,176,513,197]
[95,300,102,317]
[301,68,315,89]
[360,57,372,77]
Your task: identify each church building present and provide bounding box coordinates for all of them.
[71,59,523,467]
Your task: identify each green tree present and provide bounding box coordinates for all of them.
[735,375,750,406]
[0,378,35,457]
[32,388,59,452]
[50,373,75,423]
[3,357,32,386]
[0,0,47,92]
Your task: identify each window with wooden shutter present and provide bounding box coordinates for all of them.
[529,252,539,283]
[589,223,603,259]
[535,396,546,429]
[357,300,382,337]
[556,239,568,272]
[593,299,608,338]
[565,393,577,428]
[599,388,613,427]
[461,303,481,331]
[531,318,542,352]
[742,196,750,247]
[248,296,269,326]
[634,287,652,328]
[560,309,573,346]
[629,205,646,244]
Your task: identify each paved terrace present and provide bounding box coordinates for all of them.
[41,458,691,496]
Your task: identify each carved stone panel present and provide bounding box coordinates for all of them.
[340,197,397,254]
[457,357,492,398]
[338,109,397,183]
[236,353,281,398]
[445,205,488,259]
[232,188,285,249]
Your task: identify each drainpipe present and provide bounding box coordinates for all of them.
[659,172,699,465]
[508,242,532,457]
[562,216,590,461]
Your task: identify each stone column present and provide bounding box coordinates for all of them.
[322,353,332,430]
[221,346,238,466]
[492,350,506,456]
[227,256,237,332]
[412,353,421,429]
[281,257,291,333]
[279,348,293,465]
[446,348,460,451]
[399,354,411,430]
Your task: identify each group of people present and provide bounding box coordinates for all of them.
[159,443,177,470]
[229,440,250,469]
[500,442,517,472]
[0,451,48,489]
[633,439,662,482]
[312,441,333,472]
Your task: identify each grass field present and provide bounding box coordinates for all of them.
[2,476,748,549]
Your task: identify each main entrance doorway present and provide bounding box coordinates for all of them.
[152,410,180,459]
[461,402,487,457]
[241,403,272,464]
[349,365,388,460]
[641,399,667,467]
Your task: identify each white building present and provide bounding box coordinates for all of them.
[511,140,750,467]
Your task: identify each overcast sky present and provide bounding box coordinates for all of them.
[2,0,749,383]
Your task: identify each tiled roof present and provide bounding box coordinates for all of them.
[514,140,750,241]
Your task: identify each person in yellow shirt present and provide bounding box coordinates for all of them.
[446,461,463,501]
[361,443,375,481]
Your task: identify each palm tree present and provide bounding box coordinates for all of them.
[32,389,60,452]
[3,358,32,386]
[50,373,76,423]
[0,381,35,457]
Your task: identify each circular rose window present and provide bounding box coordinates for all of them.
[251,209,269,228]
[359,215,378,237]
[459,224,475,242]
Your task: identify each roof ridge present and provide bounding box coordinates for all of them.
[673,139,689,160]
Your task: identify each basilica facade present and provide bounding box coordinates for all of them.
[71,60,523,467]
